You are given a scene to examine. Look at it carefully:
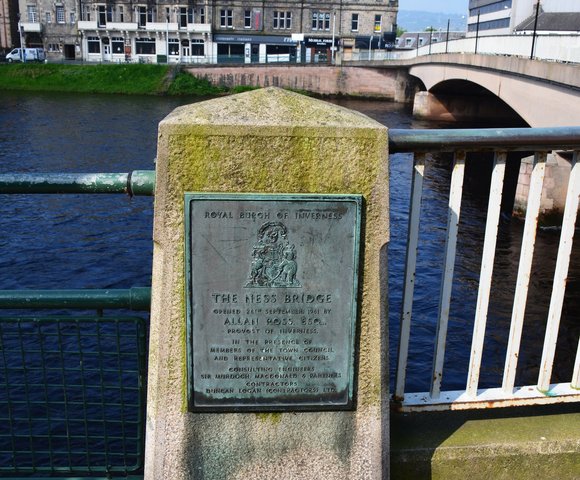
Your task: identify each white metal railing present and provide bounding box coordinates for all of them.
[390,127,580,411]
[390,34,580,64]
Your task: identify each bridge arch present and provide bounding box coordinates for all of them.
[409,62,580,127]
[423,78,527,126]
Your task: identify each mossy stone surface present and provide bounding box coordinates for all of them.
[146,87,389,480]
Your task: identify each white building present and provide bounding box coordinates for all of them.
[467,0,580,37]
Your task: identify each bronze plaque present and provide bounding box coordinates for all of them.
[185,193,361,412]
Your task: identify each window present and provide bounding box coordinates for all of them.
[244,10,251,28]
[87,36,100,53]
[112,37,124,53]
[312,11,330,31]
[467,17,510,32]
[405,37,413,46]
[178,7,193,28]
[45,12,51,23]
[168,38,179,55]
[56,5,65,23]
[273,11,291,29]
[83,5,90,21]
[48,42,60,52]
[135,37,155,55]
[138,6,147,27]
[118,6,123,22]
[179,7,187,28]
[98,5,106,26]
[200,7,205,23]
[69,12,74,23]
[469,0,511,16]
[374,14,382,32]
[27,5,38,23]
[191,39,204,56]
[351,13,359,31]
[220,9,233,28]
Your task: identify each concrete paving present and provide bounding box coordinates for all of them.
[391,403,580,479]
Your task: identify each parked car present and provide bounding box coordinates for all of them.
[5,48,46,63]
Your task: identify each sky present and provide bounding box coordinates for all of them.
[399,0,468,15]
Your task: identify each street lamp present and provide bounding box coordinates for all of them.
[530,0,541,60]
[445,18,450,53]
[331,11,336,64]
[474,10,480,54]
[17,15,25,62]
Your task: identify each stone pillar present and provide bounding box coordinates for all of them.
[145,87,389,480]
[513,151,574,220]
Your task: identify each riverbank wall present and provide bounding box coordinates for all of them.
[185,65,418,102]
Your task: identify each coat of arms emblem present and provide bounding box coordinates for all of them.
[245,221,301,288]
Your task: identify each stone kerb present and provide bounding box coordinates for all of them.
[146,87,389,480]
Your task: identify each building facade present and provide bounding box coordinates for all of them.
[1,0,19,50]
[467,0,580,37]
[15,0,397,63]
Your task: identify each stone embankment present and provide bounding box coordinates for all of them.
[185,64,418,102]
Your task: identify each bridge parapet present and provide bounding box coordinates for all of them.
[349,54,580,91]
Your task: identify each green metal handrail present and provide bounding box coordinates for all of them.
[1,127,579,195]
[389,126,580,153]
[0,170,155,195]
[0,287,151,311]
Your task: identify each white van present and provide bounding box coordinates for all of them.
[6,48,46,63]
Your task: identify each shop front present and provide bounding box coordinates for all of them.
[213,34,295,64]
[303,36,339,64]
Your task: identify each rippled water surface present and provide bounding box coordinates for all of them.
[1,91,578,394]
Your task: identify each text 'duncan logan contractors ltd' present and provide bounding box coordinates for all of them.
[185,194,362,412]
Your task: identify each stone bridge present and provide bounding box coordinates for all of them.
[390,54,580,128]
[188,53,580,128]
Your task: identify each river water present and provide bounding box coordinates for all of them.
[0,91,578,395]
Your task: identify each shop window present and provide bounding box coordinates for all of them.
[87,36,100,53]
[220,9,233,28]
[112,37,124,53]
[169,39,179,55]
[135,37,156,55]
[351,13,359,31]
[191,39,204,56]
